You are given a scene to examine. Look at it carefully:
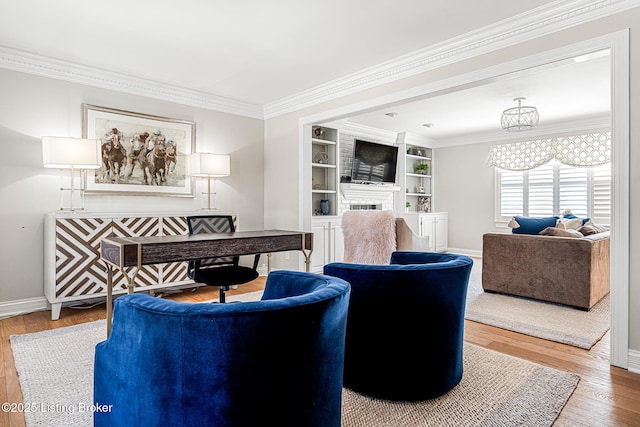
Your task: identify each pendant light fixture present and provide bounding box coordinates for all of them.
[501,97,539,132]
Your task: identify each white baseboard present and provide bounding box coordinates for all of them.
[628,349,640,374]
[0,297,49,320]
[447,247,482,258]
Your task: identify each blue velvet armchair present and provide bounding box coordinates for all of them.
[94,270,351,427]
[324,251,473,401]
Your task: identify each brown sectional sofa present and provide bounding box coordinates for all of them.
[481,231,610,310]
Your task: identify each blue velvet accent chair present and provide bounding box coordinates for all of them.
[94,270,351,427]
[324,251,473,401]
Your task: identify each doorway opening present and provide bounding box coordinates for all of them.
[301,31,629,368]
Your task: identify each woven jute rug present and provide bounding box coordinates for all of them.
[465,258,609,349]
[342,343,579,426]
[10,298,579,427]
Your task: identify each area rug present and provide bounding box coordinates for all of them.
[465,259,609,349]
[204,289,264,303]
[342,343,579,426]
[11,311,578,427]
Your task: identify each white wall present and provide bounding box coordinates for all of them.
[262,113,302,270]
[434,142,499,254]
[0,69,264,303]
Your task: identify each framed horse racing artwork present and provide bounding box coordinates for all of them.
[82,104,195,196]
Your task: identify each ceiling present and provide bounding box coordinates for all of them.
[345,50,611,143]
[0,1,611,142]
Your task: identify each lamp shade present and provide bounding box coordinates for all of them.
[190,153,231,177]
[42,137,101,169]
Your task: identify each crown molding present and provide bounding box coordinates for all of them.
[0,1,636,120]
[396,132,433,148]
[0,45,264,119]
[338,121,398,144]
[264,0,638,118]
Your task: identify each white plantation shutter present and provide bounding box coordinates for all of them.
[592,163,612,224]
[527,164,554,217]
[559,164,588,217]
[499,170,523,217]
[497,162,611,225]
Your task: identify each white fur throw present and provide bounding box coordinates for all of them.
[342,210,396,264]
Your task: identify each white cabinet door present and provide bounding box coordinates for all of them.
[311,222,329,273]
[434,213,448,252]
[330,219,344,263]
[419,215,436,252]
[311,218,343,272]
[418,212,448,252]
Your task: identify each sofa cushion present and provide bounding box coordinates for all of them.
[539,227,583,238]
[578,222,610,236]
[511,216,559,235]
[562,213,590,225]
[556,217,584,230]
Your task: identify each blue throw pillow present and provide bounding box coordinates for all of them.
[563,213,590,225]
[512,216,559,234]
[563,213,577,219]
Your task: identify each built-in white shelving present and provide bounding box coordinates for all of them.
[397,144,433,213]
[311,126,339,216]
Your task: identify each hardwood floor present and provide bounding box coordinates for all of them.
[1,279,639,426]
[465,323,640,426]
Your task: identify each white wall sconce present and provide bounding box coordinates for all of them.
[190,153,231,210]
[42,137,101,212]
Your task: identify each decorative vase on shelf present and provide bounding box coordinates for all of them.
[320,199,330,215]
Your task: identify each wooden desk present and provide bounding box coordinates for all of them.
[100,230,313,335]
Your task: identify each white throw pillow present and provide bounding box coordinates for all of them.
[556,217,583,230]
[540,227,583,238]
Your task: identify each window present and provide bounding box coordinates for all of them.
[497,161,611,224]
[528,164,554,216]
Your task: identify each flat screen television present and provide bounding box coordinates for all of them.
[351,139,398,184]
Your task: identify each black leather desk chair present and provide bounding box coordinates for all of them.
[186,215,260,302]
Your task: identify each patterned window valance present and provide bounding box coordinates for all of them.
[487,131,611,171]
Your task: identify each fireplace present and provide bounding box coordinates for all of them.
[350,203,382,210]
[339,183,400,215]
